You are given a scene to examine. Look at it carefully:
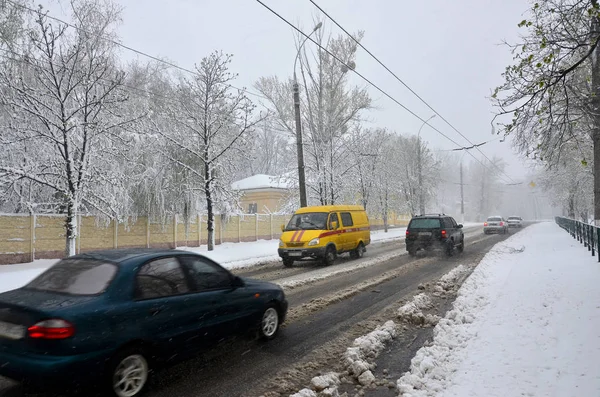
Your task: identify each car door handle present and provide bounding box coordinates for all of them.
[149,307,162,316]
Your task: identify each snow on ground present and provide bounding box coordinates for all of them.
[397,222,600,397]
[181,227,409,270]
[0,259,56,294]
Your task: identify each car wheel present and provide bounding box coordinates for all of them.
[259,306,280,340]
[323,246,336,266]
[408,249,417,257]
[282,258,294,267]
[457,238,464,253]
[108,348,150,397]
[350,243,365,259]
[445,240,454,257]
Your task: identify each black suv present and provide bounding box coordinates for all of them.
[405,214,464,256]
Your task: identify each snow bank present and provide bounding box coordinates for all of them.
[397,293,439,326]
[397,222,600,396]
[344,320,397,381]
[433,264,470,295]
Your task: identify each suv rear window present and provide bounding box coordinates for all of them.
[26,258,117,295]
[409,218,441,229]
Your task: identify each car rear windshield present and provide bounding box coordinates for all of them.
[487,217,502,221]
[409,218,441,229]
[25,258,117,295]
[508,217,520,220]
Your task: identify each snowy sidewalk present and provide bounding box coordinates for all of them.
[397,222,600,397]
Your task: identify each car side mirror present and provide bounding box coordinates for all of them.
[457,224,463,228]
[331,221,338,230]
[281,224,285,232]
[232,276,244,288]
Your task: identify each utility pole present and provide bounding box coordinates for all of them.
[292,81,307,208]
[460,162,465,223]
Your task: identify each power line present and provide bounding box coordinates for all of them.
[254,0,513,184]
[3,0,266,100]
[307,0,517,184]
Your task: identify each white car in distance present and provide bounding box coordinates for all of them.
[507,216,523,228]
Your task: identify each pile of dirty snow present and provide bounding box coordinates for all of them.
[397,293,439,326]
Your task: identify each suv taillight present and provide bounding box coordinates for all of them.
[405,230,410,237]
[28,319,75,339]
[441,230,447,238]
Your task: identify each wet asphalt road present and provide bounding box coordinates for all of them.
[0,224,526,397]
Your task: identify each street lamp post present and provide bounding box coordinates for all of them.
[293,22,322,208]
[417,115,436,215]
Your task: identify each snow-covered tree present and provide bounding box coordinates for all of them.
[156,52,263,250]
[0,0,137,256]
[256,21,371,205]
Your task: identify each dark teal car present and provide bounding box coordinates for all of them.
[0,249,287,397]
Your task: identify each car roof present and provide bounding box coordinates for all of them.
[412,214,448,219]
[69,248,200,265]
[295,205,365,214]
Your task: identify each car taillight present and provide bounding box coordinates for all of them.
[500,222,504,226]
[484,222,488,226]
[405,230,410,237]
[28,319,75,340]
[441,230,447,238]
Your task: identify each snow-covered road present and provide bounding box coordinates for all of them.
[397,221,600,396]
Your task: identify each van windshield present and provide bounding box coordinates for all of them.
[286,212,328,231]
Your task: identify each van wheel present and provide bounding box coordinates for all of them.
[282,258,294,267]
[350,243,365,259]
[107,347,150,397]
[323,246,336,266]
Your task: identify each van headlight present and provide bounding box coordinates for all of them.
[279,239,285,248]
[308,238,320,246]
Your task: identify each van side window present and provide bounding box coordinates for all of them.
[340,212,354,227]
[329,213,339,230]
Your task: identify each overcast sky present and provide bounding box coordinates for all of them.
[46,0,531,182]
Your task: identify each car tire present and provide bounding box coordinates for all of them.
[282,258,294,267]
[457,238,464,253]
[107,347,150,397]
[445,240,454,257]
[323,246,336,266]
[350,243,365,260]
[408,249,417,257]
[258,305,280,341]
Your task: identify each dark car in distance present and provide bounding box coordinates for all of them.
[405,214,464,256]
[0,249,287,397]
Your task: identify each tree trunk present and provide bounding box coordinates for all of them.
[65,197,78,257]
[205,162,215,251]
[568,193,576,218]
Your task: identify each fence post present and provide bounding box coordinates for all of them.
[588,225,592,252]
[255,214,259,241]
[196,213,202,247]
[592,226,595,257]
[219,215,223,245]
[30,213,36,262]
[173,215,178,249]
[238,215,241,243]
[146,217,150,248]
[270,214,273,240]
[113,218,118,249]
[77,214,82,254]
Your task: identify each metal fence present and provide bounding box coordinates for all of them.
[555,216,599,262]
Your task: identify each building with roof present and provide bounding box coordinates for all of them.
[231,174,294,214]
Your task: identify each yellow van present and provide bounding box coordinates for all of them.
[278,205,371,267]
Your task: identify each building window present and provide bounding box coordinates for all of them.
[248,203,258,214]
